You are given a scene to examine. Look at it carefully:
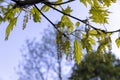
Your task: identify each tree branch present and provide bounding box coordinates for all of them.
[45,0,75,5]
[12,0,44,8]
[34,4,69,39]
[44,3,120,34]
[12,0,120,34]
[12,0,75,8]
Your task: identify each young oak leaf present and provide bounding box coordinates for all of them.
[62,6,72,14]
[89,6,109,24]
[61,15,74,31]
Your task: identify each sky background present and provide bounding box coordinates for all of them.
[0,0,120,80]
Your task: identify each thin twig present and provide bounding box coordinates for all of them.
[45,0,75,5]
[34,4,69,39]
[12,0,120,34]
[44,3,120,34]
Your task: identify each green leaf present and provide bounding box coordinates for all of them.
[103,0,117,7]
[0,15,2,24]
[97,37,111,53]
[111,0,116,3]
[4,8,20,21]
[103,0,111,7]
[80,0,93,6]
[74,39,83,64]
[89,30,98,36]
[31,7,41,22]
[62,6,72,14]
[53,0,62,4]
[60,15,74,31]
[57,21,65,28]
[81,37,95,53]
[88,37,96,45]
[115,37,120,48]
[5,17,17,40]
[75,22,80,27]
[4,9,14,21]
[41,5,50,12]
[89,6,109,24]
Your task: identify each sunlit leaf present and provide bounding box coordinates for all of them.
[4,9,14,21]
[3,8,20,21]
[62,6,72,14]
[31,7,41,22]
[5,17,17,40]
[88,37,96,45]
[111,0,116,3]
[89,30,98,36]
[89,6,109,24]
[115,37,120,48]
[103,0,116,6]
[41,5,50,12]
[80,0,93,6]
[74,39,83,64]
[75,22,80,27]
[60,15,74,31]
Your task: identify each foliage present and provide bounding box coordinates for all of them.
[69,52,120,80]
[115,37,120,48]
[74,39,83,64]
[0,0,120,64]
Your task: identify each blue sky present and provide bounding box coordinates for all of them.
[0,18,47,80]
[0,0,120,80]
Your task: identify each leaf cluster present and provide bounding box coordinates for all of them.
[0,0,119,64]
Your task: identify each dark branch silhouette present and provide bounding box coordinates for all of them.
[12,0,120,34]
[34,4,69,39]
[12,0,75,8]
[44,2,120,34]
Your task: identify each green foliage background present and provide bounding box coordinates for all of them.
[69,52,120,80]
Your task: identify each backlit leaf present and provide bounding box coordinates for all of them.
[75,22,80,27]
[74,39,83,64]
[89,30,98,36]
[103,0,117,6]
[80,0,93,6]
[115,37,120,48]
[89,6,109,24]
[31,7,41,22]
[5,17,17,40]
[41,5,50,12]
[62,6,72,14]
[60,15,74,31]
